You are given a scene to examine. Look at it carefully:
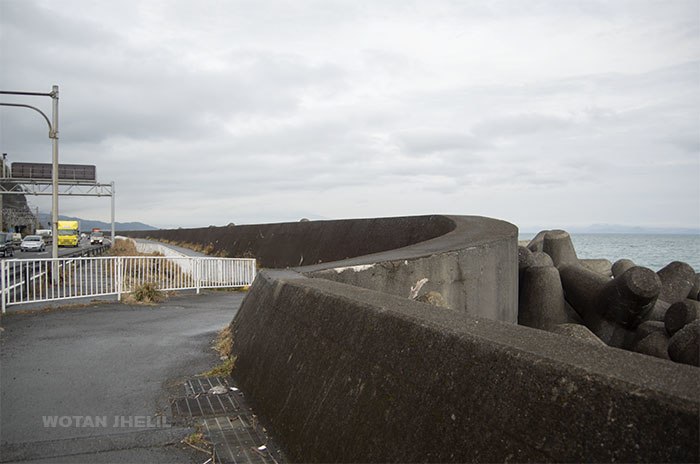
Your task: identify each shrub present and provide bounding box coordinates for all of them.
[127,282,162,304]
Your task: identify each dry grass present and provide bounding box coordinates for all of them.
[146,237,229,257]
[122,282,164,305]
[108,238,161,257]
[202,356,236,377]
[213,325,233,358]
[200,325,236,376]
[180,427,213,458]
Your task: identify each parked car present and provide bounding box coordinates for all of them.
[12,233,22,245]
[20,235,46,252]
[90,231,104,245]
[0,233,14,257]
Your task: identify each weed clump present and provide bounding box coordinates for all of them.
[200,325,236,376]
[202,356,236,377]
[214,325,233,357]
[124,282,163,304]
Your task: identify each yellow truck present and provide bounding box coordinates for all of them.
[57,221,80,247]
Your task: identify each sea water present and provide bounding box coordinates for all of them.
[518,233,700,272]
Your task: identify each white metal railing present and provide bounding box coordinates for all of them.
[0,256,256,313]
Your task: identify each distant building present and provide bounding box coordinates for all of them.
[0,157,38,234]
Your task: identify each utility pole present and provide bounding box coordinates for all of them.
[110,181,115,248]
[0,153,6,231]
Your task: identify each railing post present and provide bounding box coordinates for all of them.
[1,260,6,314]
[195,258,201,294]
[117,256,123,301]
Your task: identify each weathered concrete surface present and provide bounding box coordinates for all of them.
[230,271,699,463]
[550,323,606,345]
[303,215,518,323]
[128,215,519,323]
[126,215,455,268]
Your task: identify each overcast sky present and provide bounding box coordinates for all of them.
[1,0,698,230]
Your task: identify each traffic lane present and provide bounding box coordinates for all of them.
[2,239,110,260]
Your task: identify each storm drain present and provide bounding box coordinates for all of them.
[170,377,284,463]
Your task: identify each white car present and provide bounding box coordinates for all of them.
[20,235,46,252]
[90,232,104,245]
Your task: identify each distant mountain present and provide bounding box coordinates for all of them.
[521,223,699,235]
[570,224,699,235]
[36,213,157,231]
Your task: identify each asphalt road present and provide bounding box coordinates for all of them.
[2,238,109,260]
[0,290,245,462]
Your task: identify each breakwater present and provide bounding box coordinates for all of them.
[519,229,699,367]
[125,215,699,462]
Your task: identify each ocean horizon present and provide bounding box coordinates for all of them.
[518,232,700,272]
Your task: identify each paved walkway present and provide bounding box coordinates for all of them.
[0,290,281,463]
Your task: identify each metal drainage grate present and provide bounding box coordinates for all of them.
[171,378,241,420]
[170,377,284,464]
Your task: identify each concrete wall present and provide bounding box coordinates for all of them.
[127,214,698,462]
[125,215,455,268]
[126,215,519,323]
[231,270,699,463]
[304,216,516,321]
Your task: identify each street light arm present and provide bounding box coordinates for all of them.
[0,90,53,97]
[0,102,56,138]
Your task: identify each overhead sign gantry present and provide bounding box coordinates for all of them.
[0,86,115,257]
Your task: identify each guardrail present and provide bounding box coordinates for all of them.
[61,243,112,258]
[0,256,256,313]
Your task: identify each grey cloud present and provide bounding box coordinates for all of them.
[392,129,486,157]
[666,133,700,153]
[2,0,698,229]
[474,113,575,138]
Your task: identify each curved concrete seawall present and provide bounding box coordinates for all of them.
[126,214,455,268]
[127,215,518,322]
[126,215,699,462]
[232,270,698,463]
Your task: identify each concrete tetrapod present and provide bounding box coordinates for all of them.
[646,299,670,322]
[612,259,636,279]
[542,229,579,268]
[531,251,554,268]
[518,265,573,330]
[668,319,700,366]
[633,331,671,360]
[559,264,661,348]
[518,246,534,282]
[580,258,613,277]
[689,273,700,300]
[657,261,696,304]
[664,299,700,337]
[634,320,667,342]
[526,230,548,252]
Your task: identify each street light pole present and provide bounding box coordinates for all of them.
[110,181,115,248]
[50,85,59,259]
[0,86,60,259]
